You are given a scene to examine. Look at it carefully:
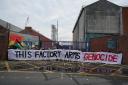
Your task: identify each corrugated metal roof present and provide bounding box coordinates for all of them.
[0,19,22,32]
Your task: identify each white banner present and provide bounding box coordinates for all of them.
[8,49,122,64]
[8,49,83,61]
[83,52,122,64]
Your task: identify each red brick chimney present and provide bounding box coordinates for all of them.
[25,26,32,30]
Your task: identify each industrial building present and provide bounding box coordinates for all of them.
[72,0,128,64]
[20,27,53,49]
[0,19,52,60]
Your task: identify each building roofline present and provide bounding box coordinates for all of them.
[85,0,121,8]
[0,19,22,32]
[72,0,123,33]
[20,26,52,41]
[72,7,84,33]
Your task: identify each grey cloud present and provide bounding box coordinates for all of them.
[0,0,127,40]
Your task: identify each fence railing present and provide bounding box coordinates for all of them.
[40,41,87,51]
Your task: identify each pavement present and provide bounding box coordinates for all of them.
[0,71,128,85]
[1,61,128,85]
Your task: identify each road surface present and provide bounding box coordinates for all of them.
[0,71,128,85]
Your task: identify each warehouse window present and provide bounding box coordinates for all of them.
[107,39,117,49]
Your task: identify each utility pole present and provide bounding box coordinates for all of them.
[25,16,29,28]
[6,22,10,60]
[57,20,58,42]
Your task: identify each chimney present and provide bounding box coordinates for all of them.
[99,0,107,2]
[25,26,32,30]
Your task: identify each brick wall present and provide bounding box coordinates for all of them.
[122,7,128,35]
[90,36,116,52]
[118,36,128,64]
[20,27,53,49]
[90,35,128,64]
[89,7,128,64]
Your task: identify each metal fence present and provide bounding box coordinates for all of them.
[40,41,87,51]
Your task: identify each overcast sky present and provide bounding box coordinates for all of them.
[0,0,128,41]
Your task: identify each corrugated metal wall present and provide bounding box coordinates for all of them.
[73,24,79,49]
[78,9,85,49]
[86,0,121,34]
[73,0,121,50]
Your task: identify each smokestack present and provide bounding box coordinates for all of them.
[51,25,57,41]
